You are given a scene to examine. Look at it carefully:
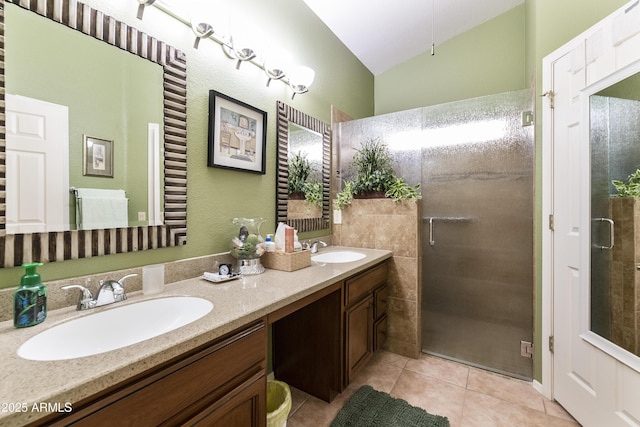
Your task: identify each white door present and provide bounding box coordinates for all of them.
[543,2,640,426]
[6,94,69,233]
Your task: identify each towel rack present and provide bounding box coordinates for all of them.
[70,187,127,196]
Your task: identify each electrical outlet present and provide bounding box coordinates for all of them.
[333,209,342,224]
[138,212,146,221]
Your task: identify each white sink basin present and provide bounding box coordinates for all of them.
[17,296,213,361]
[311,251,366,263]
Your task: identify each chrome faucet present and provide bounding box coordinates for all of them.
[308,240,327,253]
[63,274,137,310]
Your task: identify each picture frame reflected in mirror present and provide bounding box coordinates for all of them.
[83,135,113,178]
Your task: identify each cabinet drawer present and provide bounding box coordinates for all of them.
[55,321,267,427]
[374,285,387,319]
[345,262,388,307]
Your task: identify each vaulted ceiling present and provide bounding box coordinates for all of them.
[303,0,525,75]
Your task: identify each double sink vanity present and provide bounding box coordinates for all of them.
[0,247,391,426]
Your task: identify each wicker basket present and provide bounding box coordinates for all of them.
[262,250,311,272]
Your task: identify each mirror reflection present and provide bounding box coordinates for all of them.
[276,102,330,232]
[590,71,640,357]
[0,0,188,268]
[5,2,164,233]
[287,123,323,220]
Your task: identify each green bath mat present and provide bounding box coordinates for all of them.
[331,385,450,427]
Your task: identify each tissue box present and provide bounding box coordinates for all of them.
[262,250,311,272]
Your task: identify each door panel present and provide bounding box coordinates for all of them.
[546,2,640,424]
[6,94,69,233]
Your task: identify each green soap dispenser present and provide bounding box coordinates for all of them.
[14,262,47,328]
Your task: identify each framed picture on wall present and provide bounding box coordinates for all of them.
[208,90,267,174]
[83,135,114,178]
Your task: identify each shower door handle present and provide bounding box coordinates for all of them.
[429,218,435,246]
[593,217,614,250]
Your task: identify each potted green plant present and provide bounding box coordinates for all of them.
[288,151,323,207]
[350,138,396,198]
[288,152,312,200]
[612,169,640,196]
[334,138,421,210]
[385,177,422,202]
[303,181,323,208]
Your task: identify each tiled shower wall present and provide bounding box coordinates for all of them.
[333,199,421,358]
[609,197,640,356]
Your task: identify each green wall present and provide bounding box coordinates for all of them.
[0,0,374,287]
[374,5,527,115]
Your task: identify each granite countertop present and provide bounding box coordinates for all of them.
[0,247,392,426]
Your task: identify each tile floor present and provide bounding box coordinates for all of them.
[285,350,581,426]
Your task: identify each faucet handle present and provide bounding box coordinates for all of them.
[117,273,138,285]
[62,285,95,310]
[113,274,137,302]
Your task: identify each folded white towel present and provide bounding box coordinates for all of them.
[77,197,128,230]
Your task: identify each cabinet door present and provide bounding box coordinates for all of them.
[374,315,387,351]
[187,373,266,427]
[345,295,373,384]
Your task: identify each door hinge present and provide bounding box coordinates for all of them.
[549,336,554,353]
[541,91,555,109]
[549,214,554,230]
[520,340,534,358]
[522,111,534,127]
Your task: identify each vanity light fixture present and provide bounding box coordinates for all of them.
[136,0,157,20]
[191,20,214,49]
[263,47,291,87]
[232,40,257,70]
[136,0,315,98]
[265,66,286,87]
[220,35,257,70]
[289,66,315,99]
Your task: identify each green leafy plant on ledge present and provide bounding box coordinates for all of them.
[385,177,422,203]
[288,152,322,207]
[303,181,323,208]
[334,138,422,210]
[288,152,312,196]
[612,169,640,197]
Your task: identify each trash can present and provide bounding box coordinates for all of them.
[266,380,292,427]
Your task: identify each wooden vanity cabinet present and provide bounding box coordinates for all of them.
[344,262,388,385]
[270,282,343,403]
[271,261,389,402]
[33,320,267,427]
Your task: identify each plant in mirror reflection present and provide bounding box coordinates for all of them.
[288,151,311,195]
[612,169,640,197]
[288,151,322,207]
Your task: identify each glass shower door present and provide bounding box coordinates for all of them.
[420,91,534,379]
